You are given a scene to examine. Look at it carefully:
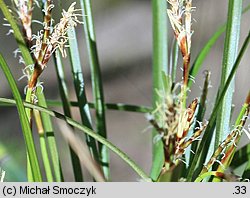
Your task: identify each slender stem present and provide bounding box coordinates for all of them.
[151,0,168,181]
[0,0,59,182]
[80,0,109,180]
[54,47,86,182]
[0,98,151,181]
[186,31,250,181]
[0,54,42,182]
[215,0,242,149]
[36,91,63,182]
[67,27,100,181]
[33,109,53,182]
[26,100,152,113]
[36,2,63,182]
[195,171,222,182]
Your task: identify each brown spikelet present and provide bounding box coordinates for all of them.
[29,2,82,90]
[167,0,194,87]
[148,81,206,171]
[15,0,33,47]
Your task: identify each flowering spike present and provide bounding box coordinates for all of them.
[28,2,82,89]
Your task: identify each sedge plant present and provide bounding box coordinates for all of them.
[0,0,249,182]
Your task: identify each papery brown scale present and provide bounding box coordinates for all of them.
[187,98,198,121]
[179,35,188,57]
[183,54,190,86]
[220,144,235,165]
[177,124,205,152]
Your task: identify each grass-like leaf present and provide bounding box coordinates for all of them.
[36,91,63,182]
[0,0,61,181]
[67,27,100,181]
[186,30,250,181]
[53,50,72,181]
[188,25,226,88]
[0,98,151,181]
[33,110,53,182]
[0,54,42,181]
[1,100,152,113]
[215,0,242,149]
[80,0,109,179]
[188,3,250,88]
[150,0,168,180]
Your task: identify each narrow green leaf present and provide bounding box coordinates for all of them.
[0,0,61,182]
[150,0,168,181]
[188,3,250,88]
[53,50,76,182]
[188,25,226,88]
[37,91,63,182]
[215,0,242,149]
[1,100,152,113]
[67,27,98,182]
[54,48,82,182]
[0,98,151,181]
[186,31,250,181]
[80,0,109,180]
[33,109,54,182]
[39,134,54,182]
[0,54,42,181]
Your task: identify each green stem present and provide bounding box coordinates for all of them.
[54,49,84,182]
[39,135,53,182]
[0,98,151,181]
[80,0,109,180]
[67,27,99,181]
[0,54,42,182]
[0,0,59,182]
[195,171,222,182]
[0,100,152,114]
[33,109,53,182]
[151,0,168,181]
[36,91,63,182]
[186,31,250,181]
[188,3,250,89]
[38,100,152,113]
[215,0,242,149]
